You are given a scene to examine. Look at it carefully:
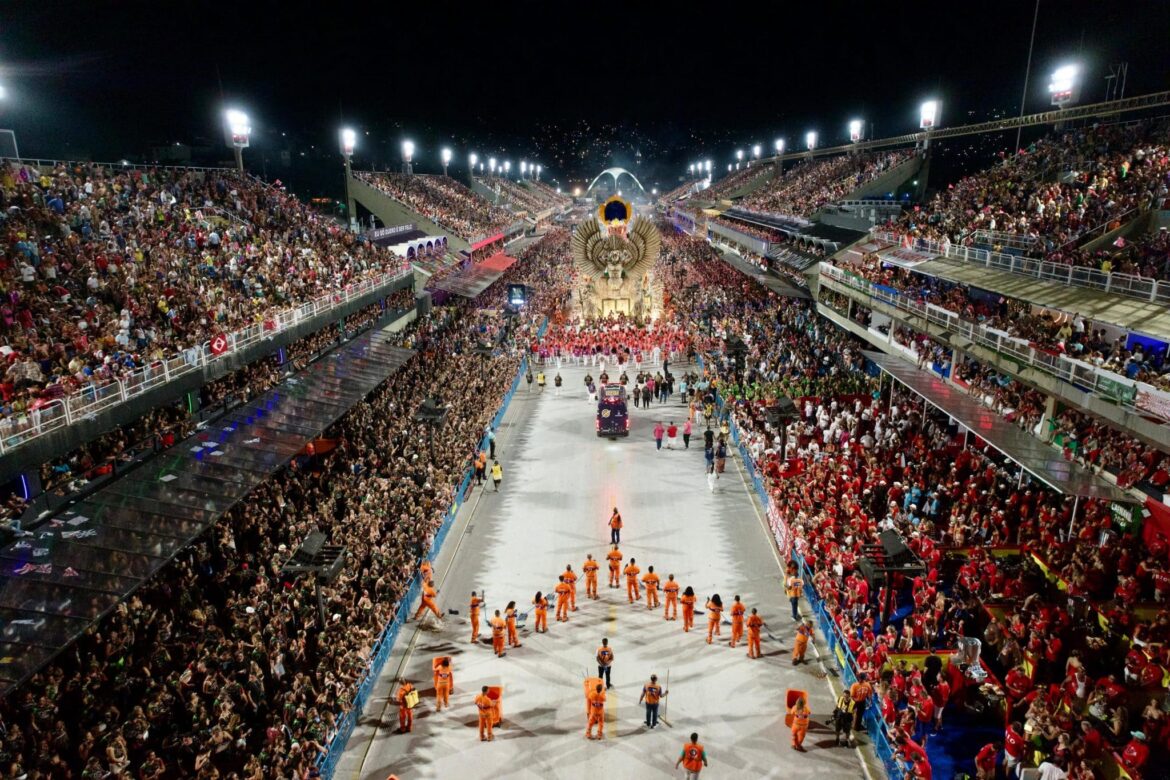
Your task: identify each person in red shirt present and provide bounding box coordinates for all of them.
[1003,722,1026,777]
[973,741,1000,780]
[1120,731,1150,774]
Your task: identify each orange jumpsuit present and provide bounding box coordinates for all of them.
[583,559,600,599]
[624,563,641,603]
[793,623,812,663]
[505,607,521,647]
[586,689,607,739]
[434,665,453,710]
[642,571,660,609]
[469,596,483,643]
[475,692,495,740]
[555,581,571,621]
[746,614,764,658]
[680,593,696,631]
[606,548,623,588]
[663,580,680,620]
[420,560,433,584]
[563,569,579,611]
[395,683,415,731]
[414,582,440,620]
[491,615,506,656]
[705,600,723,643]
[729,602,746,647]
[789,703,810,749]
[533,597,548,632]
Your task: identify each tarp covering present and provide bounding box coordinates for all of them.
[432,253,517,298]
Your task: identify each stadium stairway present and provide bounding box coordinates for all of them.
[349,174,472,252]
[841,153,923,201]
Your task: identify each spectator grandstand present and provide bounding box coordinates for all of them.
[477,177,569,215]
[355,172,515,242]
[739,149,916,220]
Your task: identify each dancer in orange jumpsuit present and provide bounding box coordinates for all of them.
[586,683,607,740]
[624,559,641,603]
[583,554,600,599]
[563,565,579,611]
[789,695,811,750]
[793,619,813,664]
[606,544,622,588]
[746,608,765,658]
[505,601,522,648]
[394,678,415,732]
[434,658,453,711]
[490,610,507,657]
[469,591,483,644]
[663,574,680,620]
[555,576,572,622]
[680,586,697,631]
[642,566,661,609]
[532,591,549,633]
[475,685,495,741]
[414,580,441,621]
[729,595,746,648]
[705,594,723,644]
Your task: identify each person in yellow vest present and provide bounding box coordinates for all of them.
[639,674,668,729]
[582,554,600,599]
[536,371,546,391]
[788,695,811,751]
[785,573,804,620]
[490,460,503,491]
[663,574,680,620]
[394,677,416,733]
[475,685,495,741]
[642,565,661,609]
[675,733,708,778]
[469,591,483,644]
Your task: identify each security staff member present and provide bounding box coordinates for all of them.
[639,674,668,728]
[596,638,614,689]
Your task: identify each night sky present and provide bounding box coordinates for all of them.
[3,0,1168,197]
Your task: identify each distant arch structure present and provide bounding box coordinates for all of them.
[586,167,648,196]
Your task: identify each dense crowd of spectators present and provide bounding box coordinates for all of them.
[698,163,774,202]
[740,150,914,219]
[0,229,569,779]
[476,177,568,215]
[661,178,701,203]
[357,173,514,241]
[891,121,1170,278]
[0,161,411,429]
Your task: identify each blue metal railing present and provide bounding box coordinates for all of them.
[315,328,541,777]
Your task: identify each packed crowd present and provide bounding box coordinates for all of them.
[476,177,567,215]
[891,121,1170,278]
[697,163,774,202]
[655,224,1170,779]
[356,172,514,241]
[0,161,411,427]
[0,229,570,779]
[740,150,914,219]
[534,316,691,365]
[661,178,701,203]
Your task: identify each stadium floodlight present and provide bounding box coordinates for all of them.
[573,187,581,197]
[441,147,452,176]
[736,149,744,161]
[805,131,817,151]
[752,144,761,159]
[919,100,940,130]
[0,84,7,101]
[536,164,542,181]
[1048,64,1081,108]
[340,127,356,158]
[489,157,497,175]
[774,138,784,154]
[727,163,733,172]
[651,188,657,195]
[469,152,478,168]
[223,109,251,171]
[704,160,711,175]
[520,161,527,177]
[689,164,695,176]
[849,119,863,143]
[504,161,511,177]
[402,139,415,174]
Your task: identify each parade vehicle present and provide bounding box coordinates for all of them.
[596,383,630,438]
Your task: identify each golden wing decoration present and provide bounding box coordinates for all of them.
[570,217,603,277]
[624,216,661,280]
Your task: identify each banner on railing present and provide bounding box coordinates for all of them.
[209,333,230,356]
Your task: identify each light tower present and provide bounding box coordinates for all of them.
[535,164,542,182]
[224,109,251,172]
[402,139,415,175]
[805,131,817,153]
[489,157,497,176]
[339,127,357,231]
[441,147,452,176]
[468,152,478,186]
[919,100,940,151]
[773,138,785,177]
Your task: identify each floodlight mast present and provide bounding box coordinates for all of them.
[224,108,251,172]
[339,127,357,231]
[774,138,785,177]
[441,147,452,176]
[919,100,940,150]
[402,140,415,175]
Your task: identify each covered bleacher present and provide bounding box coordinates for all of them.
[431,253,518,298]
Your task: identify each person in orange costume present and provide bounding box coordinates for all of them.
[788,695,811,750]
[420,559,433,585]
[624,558,641,603]
[586,683,607,740]
[490,610,507,657]
[793,619,813,664]
[606,544,622,588]
[728,595,746,648]
[555,576,572,622]
[504,601,522,648]
[414,580,441,621]
[642,566,661,609]
[532,591,549,633]
[608,507,623,545]
[394,678,415,732]
[563,565,579,612]
[746,608,765,658]
[583,554,600,600]
[475,685,495,741]
[469,591,483,644]
[680,586,697,631]
[433,658,453,711]
[663,574,680,620]
[705,594,723,644]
